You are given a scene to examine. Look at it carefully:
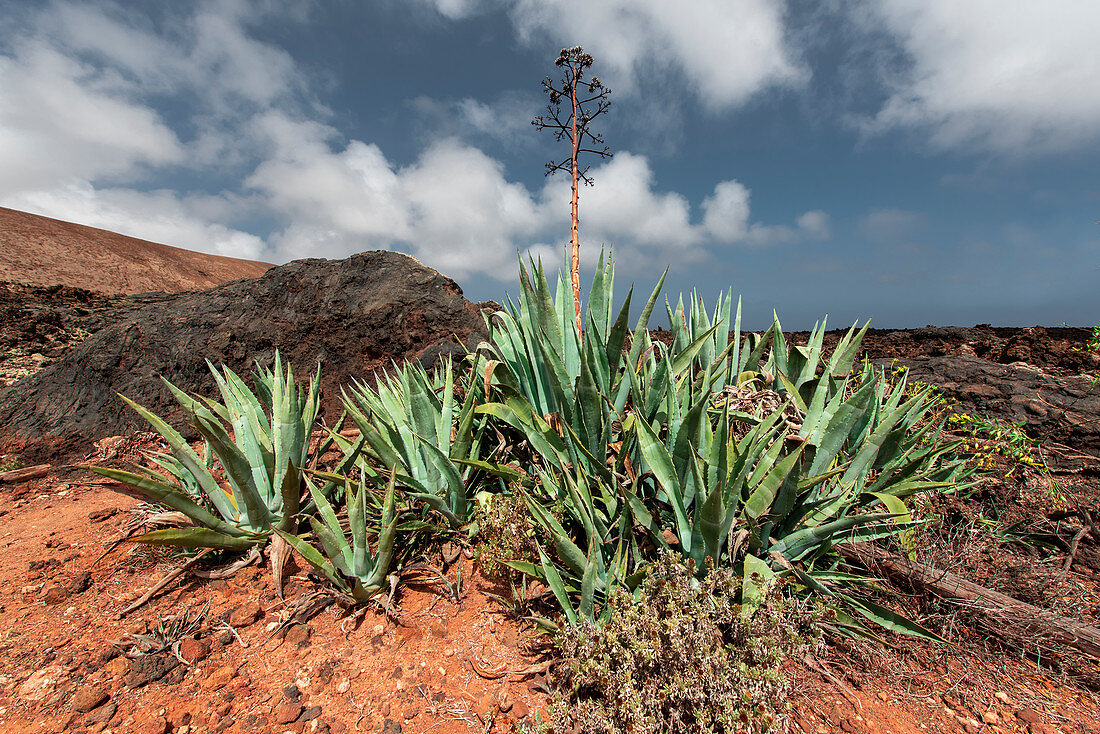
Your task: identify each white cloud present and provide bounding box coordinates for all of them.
[796,210,830,240]
[399,140,544,277]
[408,91,540,147]
[248,117,543,278]
[701,180,828,247]
[422,0,805,110]
[859,0,1100,151]
[426,0,489,21]
[250,128,826,278]
[247,114,410,246]
[0,0,308,195]
[39,0,303,111]
[741,211,831,248]
[0,42,184,195]
[702,180,751,241]
[187,0,304,110]
[0,1,300,260]
[543,153,699,252]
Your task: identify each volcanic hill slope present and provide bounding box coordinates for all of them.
[0,206,271,295]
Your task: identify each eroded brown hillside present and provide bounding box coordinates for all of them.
[0,207,270,295]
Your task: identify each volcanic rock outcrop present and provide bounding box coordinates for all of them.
[886,356,1100,456]
[0,251,489,458]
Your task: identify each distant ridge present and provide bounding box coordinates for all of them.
[0,206,271,295]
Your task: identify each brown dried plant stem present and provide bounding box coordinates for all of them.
[569,80,581,333]
[837,542,1100,662]
[0,463,49,483]
[121,548,213,617]
[533,46,612,335]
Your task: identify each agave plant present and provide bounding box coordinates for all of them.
[277,472,398,603]
[145,446,212,502]
[665,290,739,391]
[480,254,738,486]
[479,259,972,636]
[630,359,971,636]
[504,464,653,628]
[90,351,338,550]
[484,254,645,414]
[343,358,486,528]
[632,404,813,569]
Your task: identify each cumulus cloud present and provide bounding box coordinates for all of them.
[425,0,490,21]
[0,0,302,257]
[399,141,544,277]
[856,0,1100,151]
[702,181,828,248]
[543,153,699,252]
[246,115,544,278]
[38,0,304,112]
[702,180,751,242]
[0,42,184,195]
[796,210,831,240]
[249,126,827,279]
[741,211,831,248]
[420,0,805,110]
[246,114,409,247]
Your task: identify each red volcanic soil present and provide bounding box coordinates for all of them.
[0,463,1095,734]
[0,207,271,295]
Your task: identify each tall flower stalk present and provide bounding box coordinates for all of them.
[533,46,612,334]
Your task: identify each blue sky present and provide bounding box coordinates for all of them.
[0,1,1097,328]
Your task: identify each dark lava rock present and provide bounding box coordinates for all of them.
[877,356,1100,454]
[0,281,126,387]
[779,324,1099,377]
[0,252,488,458]
[125,654,179,688]
[67,570,92,594]
[88,507,119,523]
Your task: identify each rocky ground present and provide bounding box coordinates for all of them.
[0,281,131,388]
[0,476,545,734]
